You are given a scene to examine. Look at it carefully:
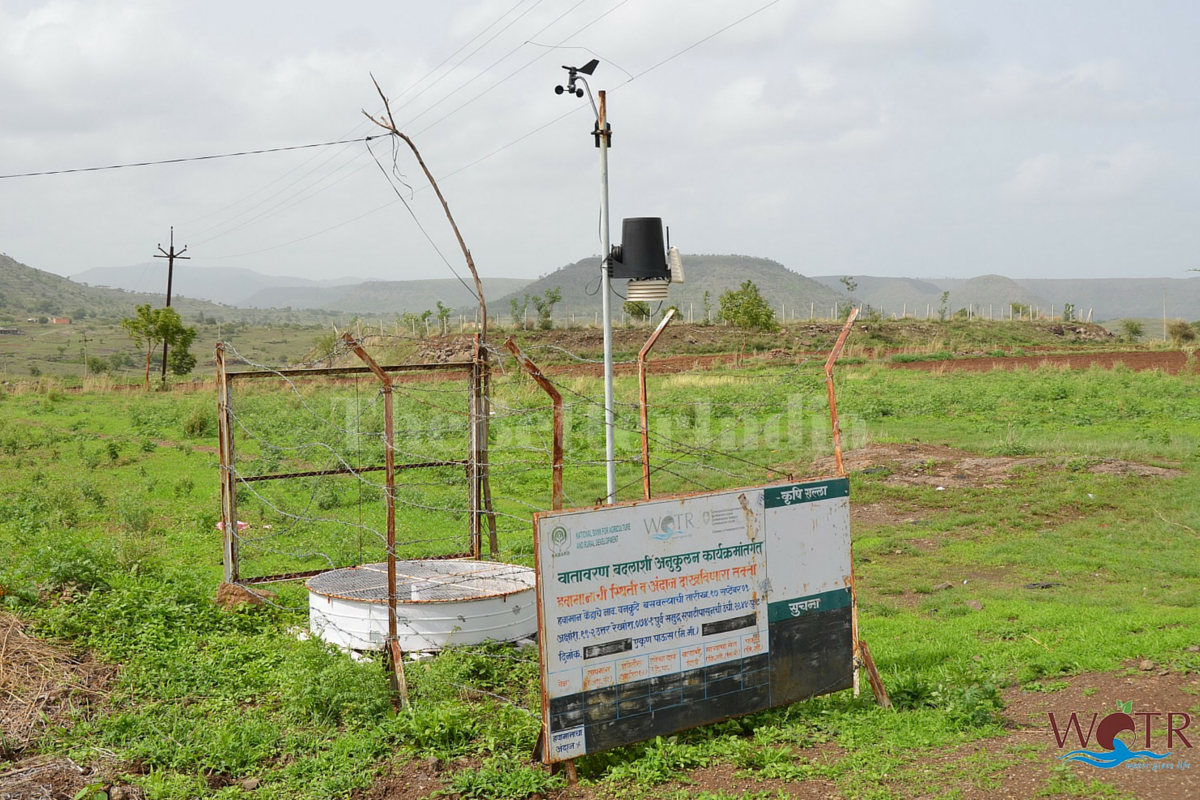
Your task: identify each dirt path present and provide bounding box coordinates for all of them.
[892,350,1191,374]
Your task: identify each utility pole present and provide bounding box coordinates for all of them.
[80,332,92,378]
[154,227,189,384]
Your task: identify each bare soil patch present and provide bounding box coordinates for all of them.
[806,443,1178,490]
[985,669,1200,800]
[0,614,115,761]
[892,350,1192,375]
[807,443,1041,489]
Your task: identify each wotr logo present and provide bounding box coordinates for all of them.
[1049,701,1192,769]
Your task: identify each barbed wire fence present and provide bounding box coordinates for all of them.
[212,324,860,717]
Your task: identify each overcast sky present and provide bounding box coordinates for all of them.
[1,0,1197,287]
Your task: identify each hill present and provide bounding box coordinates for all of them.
[814,274,1200,321]
[495,254,846,324]
[0,253,233,323]
[73,264,366,307]
[240,277,530,314]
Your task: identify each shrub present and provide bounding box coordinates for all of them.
[717,280,778,332]
[1166,319,1196,346]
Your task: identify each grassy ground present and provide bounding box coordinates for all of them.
[0,337,1197,799]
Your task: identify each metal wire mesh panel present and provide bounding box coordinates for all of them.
[217,343,474,584]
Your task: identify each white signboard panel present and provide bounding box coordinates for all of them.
[534,478,854,762]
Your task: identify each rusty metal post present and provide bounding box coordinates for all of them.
[479,341,499,557]
[820,309,880,703]
[638,309,675,500]
[216,343,239,584]
[504,337,563,511]
[824,307,859,479]
[341,333,408,708]
[858,639,891,708]
[468,347,482,559]
[470,335,499,558]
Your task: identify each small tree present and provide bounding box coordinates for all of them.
[1010,302,1030,319]
[839,276,858,296]
[1119,319,1144,341]
[167,325,198,376]
[701,290,713,325]
[435,300,452,334]
[937,291,950,321]
[1062,303,1075,322]
[717,280,778,332]
[510,296,529,330]
[120,304,197,389]
[530,287,562,331]
[623,301,651,323]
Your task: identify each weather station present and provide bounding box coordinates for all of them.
[554,60,684,504]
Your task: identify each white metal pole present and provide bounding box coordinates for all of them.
[599,91,616,504]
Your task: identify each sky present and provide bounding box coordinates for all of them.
[1,0,1197,286]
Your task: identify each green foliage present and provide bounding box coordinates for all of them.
[839,275,857,295]
[1062,302,1075,322]
[1166,318,1196,345]
[182,404,214,438]
[435,300,452,333]
[1119,319,1145,341]
[701,290,713,325]
[312,332,337,360]
[938,290,950,321]
[717,280,778,332]
[509,295,529,329]
[624,300,651,322]
[448,754,565,798]
[529,286,562,330]
[277,639,393,726]
[120,305,198,388]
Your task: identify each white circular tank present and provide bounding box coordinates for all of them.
[306,560,537,652]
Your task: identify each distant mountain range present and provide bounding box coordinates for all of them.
[72,265,366,307]
[810,274,1200,321]
[6,249,1200,323]
[0,253,232,321]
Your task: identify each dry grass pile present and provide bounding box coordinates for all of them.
[0,614,114,760]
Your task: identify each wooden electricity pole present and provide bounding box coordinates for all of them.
[154,227,189,383]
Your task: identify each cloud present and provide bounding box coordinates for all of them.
[699,65,888,153]
[978,60,1167,120]
[1000,143,1167,202]
[807,0,938,46]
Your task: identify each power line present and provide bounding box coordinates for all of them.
[365,137,479,303]
[0,136,383,180]
[401,0,595,130]
[411,0,630,136]
[182,0,543,232]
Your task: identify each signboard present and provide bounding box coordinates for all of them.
[534,477,854,763]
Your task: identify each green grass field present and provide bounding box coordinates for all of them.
[1,333,1197,799]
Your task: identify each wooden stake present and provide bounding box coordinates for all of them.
[858,639,890,708]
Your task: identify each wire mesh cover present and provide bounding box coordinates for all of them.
[306,560,535,604]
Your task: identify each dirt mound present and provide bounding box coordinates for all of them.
[214,582,276,610]
[807,443,1041,489]
[0,615,114,761]
[0,756,144,800]
[806,443,1177,490]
